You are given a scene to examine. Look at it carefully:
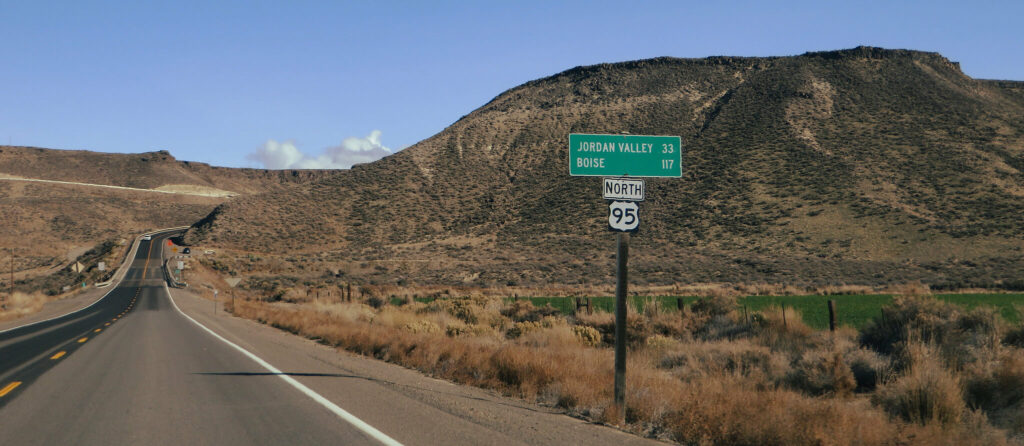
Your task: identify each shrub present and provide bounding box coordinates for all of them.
[517,325,580,348]
[787,348,856,397]
[645,334,681,351]
[845,347,889,392]
[572,325,602,347]
[659,340,789,385]
[365,295,387,308]
[1003,325,1024,348]
[403,320,441,334]
[577,311,652,347]
[506,316,564,339]
[421,296,493,324]
[691,294,737,318]
[872,345,965,426]
[697,314,751,341]
[501,300,559,322]
[963,351,1024,434]
[750,306,814,354]
[861,296,1003,370]
[861,297,958,355]
[649,312,690,339]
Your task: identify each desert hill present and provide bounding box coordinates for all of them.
[142,48,1024,288]
[0,146,333,291]
[184,47,1024,289]
[0,147,330,194]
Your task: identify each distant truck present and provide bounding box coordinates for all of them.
[142,235,152,241]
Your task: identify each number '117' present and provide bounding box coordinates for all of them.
[662,159,674,169]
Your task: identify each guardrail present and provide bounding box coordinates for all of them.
[164,258,188,288]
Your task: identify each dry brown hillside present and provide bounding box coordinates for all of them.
[186,47,1024,290]
[0,146,334,294]
[0,146,331,194]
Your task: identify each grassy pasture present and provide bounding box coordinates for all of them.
[514,294,1024,330]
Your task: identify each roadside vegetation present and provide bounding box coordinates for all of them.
[1,238,131,321]
[204,274,1024,445]
[0,291,53,322]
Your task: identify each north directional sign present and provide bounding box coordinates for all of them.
[569,133,681,177]
[603,178,644,201]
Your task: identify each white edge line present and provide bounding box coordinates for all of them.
[0,227,187,335]
[163,282,402,446]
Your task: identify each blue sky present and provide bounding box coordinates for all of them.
[2,1,1022,168]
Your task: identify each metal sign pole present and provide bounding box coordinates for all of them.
[613,232,629,423]
[11,250,16,302]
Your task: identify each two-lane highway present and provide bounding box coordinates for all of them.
[0,235,156,403]
[0,231,388,445]
[0,230,665,446]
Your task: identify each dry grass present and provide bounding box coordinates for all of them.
[0,291,59,322]
[222,291,1024,445]
[964,349,1024,433]
[872,344,966,426]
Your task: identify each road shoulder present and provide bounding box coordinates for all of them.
[168,288,665,446]
[0,234,144,333]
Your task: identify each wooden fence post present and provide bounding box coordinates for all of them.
[828,300,837,332]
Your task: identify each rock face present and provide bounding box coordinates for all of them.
[188,47,1024,288]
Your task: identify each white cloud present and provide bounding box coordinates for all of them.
[247,130,393,169]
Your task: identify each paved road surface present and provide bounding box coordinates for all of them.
[0,231,381,444]
[0,231,664,445]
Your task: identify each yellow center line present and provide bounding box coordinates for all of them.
[0,381,21,397]
[105,322,110,326]
[51,351,67,360]
[94,328,101,333]
[142,240,153,278]
[77,337,88,343]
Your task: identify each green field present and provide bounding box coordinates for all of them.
[510,294,1024,330]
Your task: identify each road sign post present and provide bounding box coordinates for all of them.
[613,232,629,419]
[225,277,243,311]
[9,252,13,307]
[569,133,681,425]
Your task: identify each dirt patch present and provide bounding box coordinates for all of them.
[154,184,237,198]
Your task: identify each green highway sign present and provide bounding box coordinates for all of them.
[569,133,682,177]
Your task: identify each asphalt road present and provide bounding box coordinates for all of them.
[0,231,382,445]
[0,230,665,446]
